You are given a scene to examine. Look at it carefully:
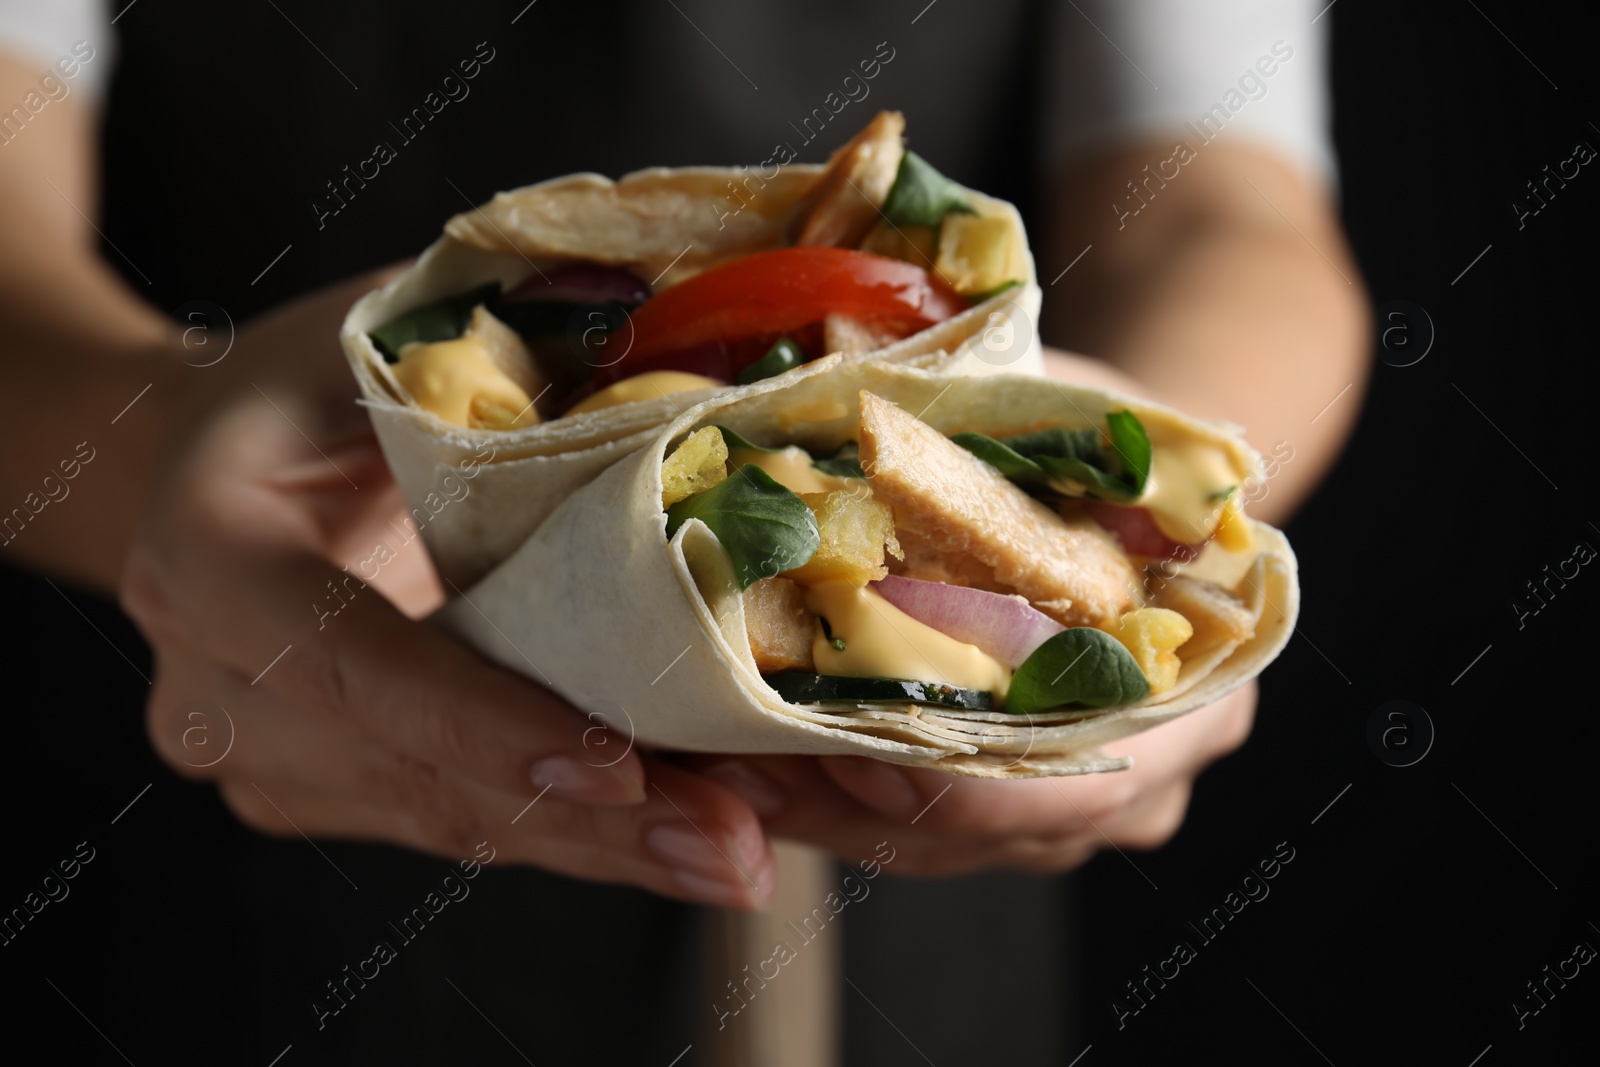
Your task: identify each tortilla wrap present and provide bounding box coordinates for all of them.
[341,158,1042,589]
[436,357,1298,779]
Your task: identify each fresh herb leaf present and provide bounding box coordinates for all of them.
[881,151,975,229]
[831,637,848,652]
[1105,410,1151,495]
[665,466,819,589]
[810,440,865,479]
[1006,629,1149,714]
[490,299,634,395]
[812,457,866,478]
[953,411,1152,503]
[949,432,1053,484]
[1208,485,1236,503]
[735,336,805,385]
[716,426,782,454]
[368,282,500,363]
[966,279,1023,305]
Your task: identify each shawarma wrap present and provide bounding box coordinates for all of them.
[340,111,1042,588]
[437,357,1298,779]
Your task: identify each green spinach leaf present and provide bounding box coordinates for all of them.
[881,151,975,229]
[952,410,1152,503]
[735,336,805,385]
[665,466,819,589]
[809,440,865,479]
[368,282,500,363]
[966,279,1023,304]
[1105,410,1151,495]
[716,426,782,454]
[1006,629,1149,713]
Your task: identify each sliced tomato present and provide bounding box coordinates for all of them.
[1085,501,1208,562]
[596,248,967,385]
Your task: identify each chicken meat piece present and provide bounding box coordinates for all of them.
[823,313,907,357]
[792,111,906,248]
[743,577,815,672]
[858,391,1142,628]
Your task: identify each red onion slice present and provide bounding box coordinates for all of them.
[871,575,1065,667]
[503,263,651,306]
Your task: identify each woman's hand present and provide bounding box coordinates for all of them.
[694,681,1256,876]
[121,272,776,909]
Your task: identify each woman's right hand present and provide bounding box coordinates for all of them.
[120,272,775,909]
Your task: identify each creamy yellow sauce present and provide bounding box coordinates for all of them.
[566,371,723,415]
[803,582,1011,699]
[393,335,536,430]
[731,446,856,495]
[1141,440,1241,544]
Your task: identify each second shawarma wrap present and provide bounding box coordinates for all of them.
[438,358,1298,779]
[340,112,1042,587]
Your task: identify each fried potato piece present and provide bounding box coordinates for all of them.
[793,110,906,248]
[1107,608,1193,695]
[858,391,1142,628]
[783,488,903,586]
[743,577,815,672]
[935,213,1015,295]
[661,426,728,508]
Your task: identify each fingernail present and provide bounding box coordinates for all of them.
[703,761,786,816]
[531,755,645,806]
[673,869,765,910]
[836,759,920,819]
[647,821,744,879]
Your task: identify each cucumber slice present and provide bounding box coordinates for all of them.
[763,672,993,711]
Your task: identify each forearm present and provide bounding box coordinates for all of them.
[0,53,185,591]
[1042,139,1370,525]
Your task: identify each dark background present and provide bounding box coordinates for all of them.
[2,1,1595,1063]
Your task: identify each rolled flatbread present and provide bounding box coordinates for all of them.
[437,357,1298,779]
[340,112,1042,587]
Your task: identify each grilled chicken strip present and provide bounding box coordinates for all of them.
[858,390,1142,628]
[792,110,906,248]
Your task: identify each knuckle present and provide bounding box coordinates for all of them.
[376,756,484,859]
[408,701,490,778]
[144,687,215,781]
[119,546,182,646]
[914,791,1005,837]
[1119,785,1192,850]
[290,634,356,719]
[217,782,295,839]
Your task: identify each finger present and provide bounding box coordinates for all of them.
[1100,780,1193,851]
[815,756,1126,838]
[216,753,777,910]
[151,652,776,906]
[814,684,1257,837]
[157,658,777,908]
[131,519,647,806]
